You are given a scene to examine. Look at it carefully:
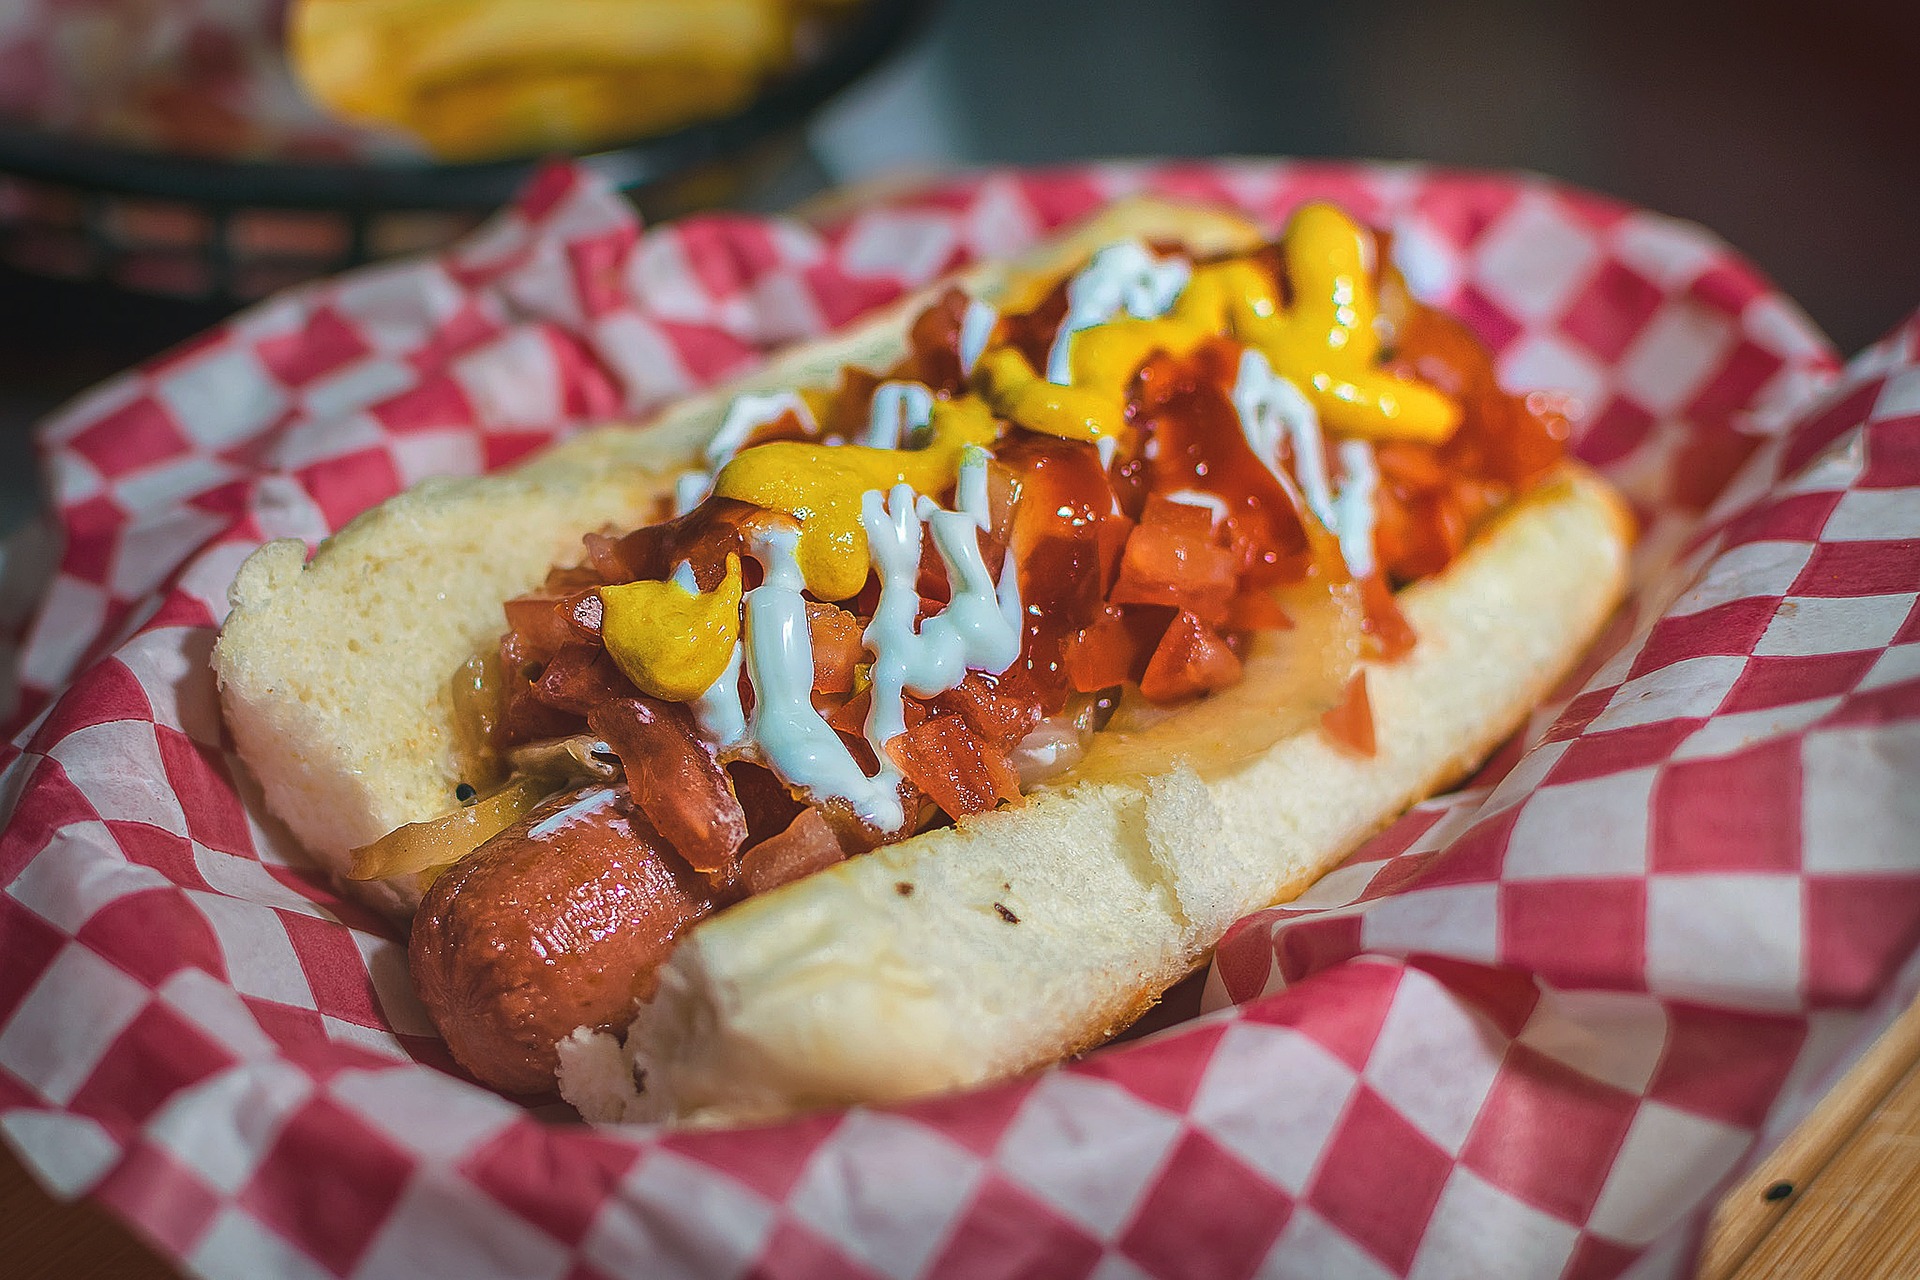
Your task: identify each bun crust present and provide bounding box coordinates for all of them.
[213,198,1266,915]
[214,197,1632,1125]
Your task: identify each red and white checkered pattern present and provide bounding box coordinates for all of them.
[3,159,1914,1280]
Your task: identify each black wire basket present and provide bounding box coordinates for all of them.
[0,0,933,306]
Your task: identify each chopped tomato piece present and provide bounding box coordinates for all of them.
[887,713,1022,819]
[818,366,885,443]
[997,276,1070,374]
[739,808,848,896]
[935,669,1043,751]
[897,286,970,395]
[1321,671,1377,758]
[1374,440,1451,494]
[726,761,806,847]
[807,601,865,695]
[495,677,578,747]
[1138,609,1243,704]
[588,697,747,883]
[501,594,579,664]
[540,563,604,594]
[827,686,871,737]
[1134,346,1313,590]
[564,589,604,638]
[1229,587,1294,632]
[1065,604,1169,693]
[1358,575,1417,661]
[1109,502,1239,624]
[534,644,634,714]
[605,498,762,588]
[999,431,1127,709]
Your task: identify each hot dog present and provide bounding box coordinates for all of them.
[213,196,1632,1124]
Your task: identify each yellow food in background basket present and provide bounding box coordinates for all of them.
[290,0,859,160]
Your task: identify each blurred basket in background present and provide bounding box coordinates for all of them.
[0,0,932,306]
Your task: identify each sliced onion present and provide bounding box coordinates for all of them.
[1010,710,1095,789]
[348,774,554,881]
[507,734,621,785]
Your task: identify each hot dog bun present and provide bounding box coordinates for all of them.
[577,463,1627,1125]
[214,196,1632,1125]
[214,198,1267,917]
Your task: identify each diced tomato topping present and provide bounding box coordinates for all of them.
[1374,487,1467,584]
[1133,344,1313,590]
[1109,496,1239,624]
[997,431,1127,709]
[826,686,871,737]
[806,601,865,695]
[1321,671,1377,758]
[1358,575,1417,661]
[534,644,634,714]
[1371,301,1568,576]
[588,697,747,883]
[887,713,1022,819]
[501,595,578,665]
[935,669,1043,752]
[996,276,1070,374]
[1138,609,1243,704]
[896,286,971,395]
[472,230,1554,869]
[605,498,763,588]
[818,366,886,443]
[1064,606,1142,693]
[726,761,806,846]
[495,676,578,747]
[1229,587,1293,632]
[738,808,848,896]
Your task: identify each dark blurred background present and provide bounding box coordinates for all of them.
[2,0,1916,530]
[815,0,1919,356]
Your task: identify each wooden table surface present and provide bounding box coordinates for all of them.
[7,996,1920,1279]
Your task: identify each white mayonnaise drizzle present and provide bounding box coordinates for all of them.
[1331,439,1379,579]
[739,524,904,829]
[860,448,1023,761]
[715,450,1023,833]
[1230,346,1380,580]
[690,639,747,753]
[526,786,622,841]
[958,298,998,376]
[1045,240,1192,384]
[863,381,934,449]
[673,391,819,514]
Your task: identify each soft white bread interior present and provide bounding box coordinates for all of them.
[563,464,1631,1126]
[213,198,1267,913]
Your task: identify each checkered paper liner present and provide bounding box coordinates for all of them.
[3,159,1917,1280]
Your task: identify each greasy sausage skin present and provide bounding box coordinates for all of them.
[410,785,728,1094]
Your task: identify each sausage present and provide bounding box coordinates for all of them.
[409,784,728,1094]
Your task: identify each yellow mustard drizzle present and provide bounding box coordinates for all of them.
[975,203,1459,447]
[599,553,743,700]
[619,206,1462,699]
[1240,203,1460,442]
[711,396,998,600]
